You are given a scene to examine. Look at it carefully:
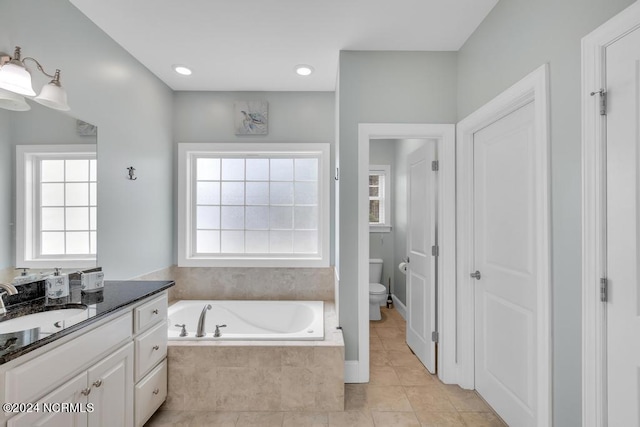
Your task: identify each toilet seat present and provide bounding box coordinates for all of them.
[369,283,386,294]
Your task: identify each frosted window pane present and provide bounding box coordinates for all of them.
[295,182,317,205]
[197,182,220,205]
[245,231,269,253]
[66,232,89,254]
[41,232,64,254]
[246,159,269,180]
[294,231,318,253]
[222,158,244,180]
[295,158,318,181]
[270,231,293,253]
[294,206,318,230]
[66,160,89,182]
[270,206,293,229]
[41,183,64,206]
[270,159,293,181]
[90,159,97,181]
[221,182,244,205]
[246,206,269,230]
[246,182,269,205]
[66,183,89,206]
[66,207,89,231]
[221,206,244,229]
[41,208,64,231]
[221,231,244,253]
[41,160,64,182]
[90,207,97,230]
[89,183,97,206]
[270,182,294,205]
[90,231,97,254]
[197,158,220,180]
[197,206,220,229]
[197,230,220,253]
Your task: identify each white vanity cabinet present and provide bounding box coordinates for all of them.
[0,289,169,427]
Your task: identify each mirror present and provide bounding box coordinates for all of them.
[0,102,97,283]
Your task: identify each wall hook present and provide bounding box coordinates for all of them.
[126,166,137,180]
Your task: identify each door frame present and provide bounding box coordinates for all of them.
[456,64,551,426]
[582,3,640,426]
[351,123,456,384]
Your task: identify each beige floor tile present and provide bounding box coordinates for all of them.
[283,412,329,427]
[188,411,239,427]
[367,385,414,412]
[404,386,456,412]
[370,336,385,350]
[144,410,195,426]
[370,350,392,366]
[345,384,369,411]
[443,387,493,412]
[375,327,405,339]
[387,350,424,369]
[236,411,285,427]
[381,336,411,351]
[413,410,466,427]
[458,411,508,426]
[394,366,439,386]
[329,410,374,427]
[370,365,402,385]
[371,411,421,427]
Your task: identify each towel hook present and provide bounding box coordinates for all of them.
[126,166,137,180]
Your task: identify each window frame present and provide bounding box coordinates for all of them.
[16,144,98,269]
[369,165,391,233]
[177,142,330,267]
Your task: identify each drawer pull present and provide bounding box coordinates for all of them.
[93,379,102,388]
[153,388,160,395]
[152,309,159,314]
[81,387,91,396]
[152,345,160,351]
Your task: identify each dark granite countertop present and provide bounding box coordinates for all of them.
[0,280,174,365]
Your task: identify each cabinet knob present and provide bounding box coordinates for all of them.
[152,345,160,351]
[81,387,91,396]
[152,388,160,395]
[152,309,159,314]
[93,379,102,388]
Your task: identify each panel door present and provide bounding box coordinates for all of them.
[474,101,537,426]
[605,25,640,426]
[406,142,437,373]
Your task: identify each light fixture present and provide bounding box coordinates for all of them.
[0,46,70,111]
[0,88,30,111]
[295,65,314,76]
[173,64,192,76]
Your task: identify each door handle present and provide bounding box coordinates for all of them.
[470,271,481,280]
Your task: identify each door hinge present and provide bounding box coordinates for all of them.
[600,277,608,302]
[431,331,439,343]
[431,245,439,257]
[431,160,439,172]
[590,89,607,116]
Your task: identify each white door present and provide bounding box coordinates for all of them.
[406,143,437,373]
[605,26,640,426]
[473,101,537,426]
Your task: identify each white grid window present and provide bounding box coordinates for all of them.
[178,143,329,267]
[16,145,97,268]
[369,165,391,232]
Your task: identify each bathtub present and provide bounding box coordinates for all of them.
[167,300,324,340]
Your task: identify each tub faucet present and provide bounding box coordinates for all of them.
[196,304,212,337]
[0,283,18,315]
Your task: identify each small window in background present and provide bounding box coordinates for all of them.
[369,165,391,232]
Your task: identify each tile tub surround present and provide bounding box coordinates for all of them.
[163,302,344,412]
[136,266,336,301]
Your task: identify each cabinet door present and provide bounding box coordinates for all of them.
[8,373,88,427]
[87,343,134,427]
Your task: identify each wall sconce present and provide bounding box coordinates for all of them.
[0,46,70,112]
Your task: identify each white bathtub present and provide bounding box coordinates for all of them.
[167,300,324,340]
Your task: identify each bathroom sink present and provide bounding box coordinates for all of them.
[0,307,89,334]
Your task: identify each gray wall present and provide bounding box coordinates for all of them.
[339,51,458,360]
[0,0,174,280]
[457,0,635,424]
[0,110,10,270]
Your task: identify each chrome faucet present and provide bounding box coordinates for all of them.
[196,304,212,337]
[0,283,19,315]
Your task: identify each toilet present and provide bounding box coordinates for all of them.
[369,258,388,321]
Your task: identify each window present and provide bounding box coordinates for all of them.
[16,145,97,268]
[178,143,329,267]
[369,165,391,232]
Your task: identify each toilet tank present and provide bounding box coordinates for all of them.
[369,258,384,283]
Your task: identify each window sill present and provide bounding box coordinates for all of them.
[369,225,392,233]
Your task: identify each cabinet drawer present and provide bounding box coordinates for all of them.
[135,358,167,427]
[134,292,167,334]
[135,320,167,382]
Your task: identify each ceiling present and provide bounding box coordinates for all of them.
[69,0,498,92]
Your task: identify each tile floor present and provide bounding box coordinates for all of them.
[146,307,507,426]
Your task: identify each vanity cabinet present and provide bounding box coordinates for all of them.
[0,289,169,427]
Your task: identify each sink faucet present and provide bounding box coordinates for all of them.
[0,283,19,315]
[196,304,212,337]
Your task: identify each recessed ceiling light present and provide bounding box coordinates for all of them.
[295,65,314,76]
[173,65,192,76]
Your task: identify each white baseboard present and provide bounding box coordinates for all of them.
[344,360,361,383]
[392,295,406,320]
